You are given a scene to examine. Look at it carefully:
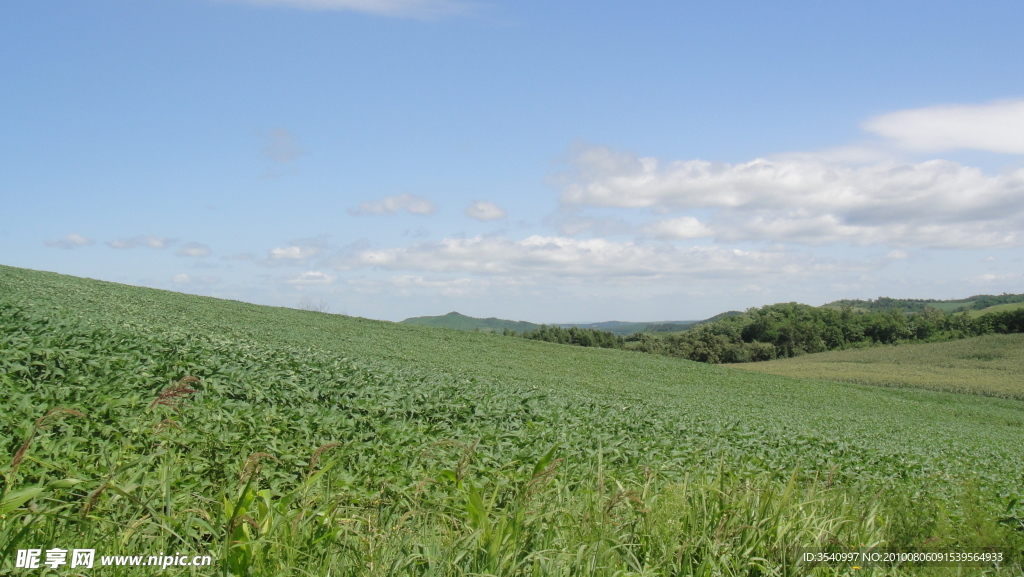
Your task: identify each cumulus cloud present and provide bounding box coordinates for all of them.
[107,236,175,249]
[271,245,321,260]
[864,98,1024,154]
[642,216,713,240]
[350,193,437,216]
[45,233,94,249]
[262,128,304,163]
[560,147,1024,249]
[553,214,634,237]
[342,234,839,280]
[176,242,213,257]
[223,0,470,17]
[465,200,507,221]
[286,271,335,285]
[968,272,1021,286]
[266,238,327,263]
[390,275,475,296]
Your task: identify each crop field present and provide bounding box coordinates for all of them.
[2,264,1024,576]
[729,335,1024,400]
[968,302,1024,318]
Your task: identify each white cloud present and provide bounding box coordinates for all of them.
[552,214,634,237]
[351,193,437,216]
[286,271,336,285]
[390,275,475,296]
[886,250,910,260]
[864,98,1024,154]
[264,238,329,267]
[107,236,175,249]
[262,128,304,163]
[223,0,470,18]
[969,272,1020,285]
[343,234,840,280]
[45,233,94,249]
[560,147,1024,249]
[176,242,213,257]
[642,216,712,240]
[465,200,506,221]
[271,245,321,260]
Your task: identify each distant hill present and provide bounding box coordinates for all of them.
[824,293,1024,314]
[557,320,698,336]
[400,311,540,333]
[699,310,745,323]
[401,313,701,336]
[966,300,1024,318]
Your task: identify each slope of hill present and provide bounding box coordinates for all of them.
[967,300,1024,318]
[2,264,1023,575]
[825,293,1024,314]
[401,310,540,333]
[730,333,1024,399]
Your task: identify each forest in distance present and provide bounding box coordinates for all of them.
[505,294,1024,365]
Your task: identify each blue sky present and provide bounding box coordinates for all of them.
[3,0,1023,322]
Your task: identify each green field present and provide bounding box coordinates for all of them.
[968,302,1024,318]
[2,265,1024,575]
[729,334,1024,399]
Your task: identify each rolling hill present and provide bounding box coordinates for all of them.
[400,311,541,333]
[2,264,1023,575]
[401,312,700,336]
[824,293,1024,314]
[730,333,1024,399]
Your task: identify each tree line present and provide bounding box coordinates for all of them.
[504,302,1024,364]
[504,325,626,349]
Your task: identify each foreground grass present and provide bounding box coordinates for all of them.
[2,265,1024,575]
[730,334,1024,399]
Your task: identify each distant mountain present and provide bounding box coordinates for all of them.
[556,320,699,336]
[400,313,702,336]
[401,296,1024,339]
[400,311,541,333]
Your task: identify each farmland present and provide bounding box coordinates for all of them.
[968,302,1024,318]
[2,264,1024,575]
[730,334,1024,399]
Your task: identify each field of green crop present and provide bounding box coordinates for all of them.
[2,264,1024,575]
[729,334,1024,399]
[968,302,1024,318]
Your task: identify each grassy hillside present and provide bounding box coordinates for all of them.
[826,293,1024,314]
[729,334,1024,399]
[2,265,1023,575]
[401,311,541,333]
[968,301,1024,318]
